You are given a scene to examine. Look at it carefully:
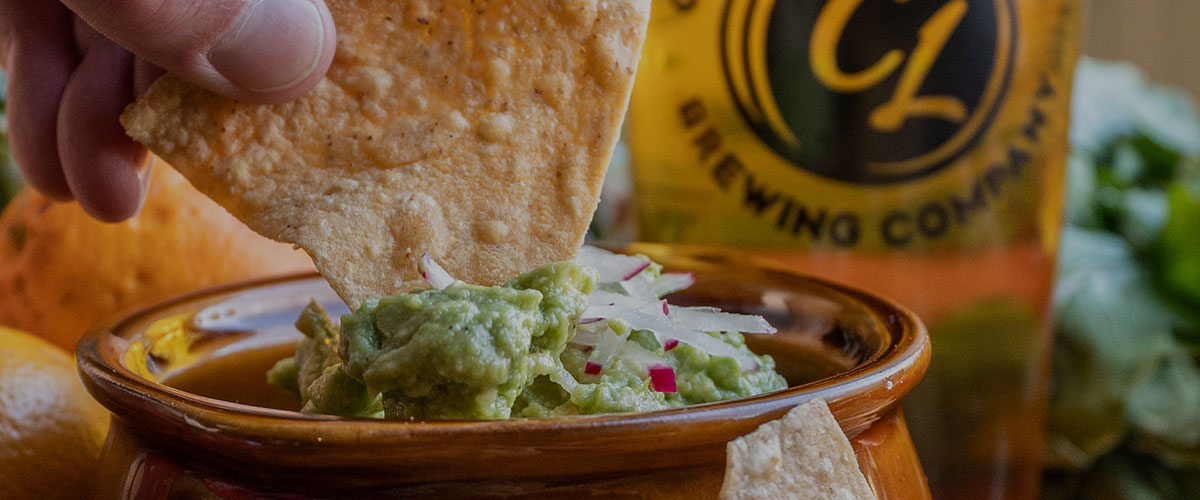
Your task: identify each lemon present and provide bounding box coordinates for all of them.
[0,326,109,500]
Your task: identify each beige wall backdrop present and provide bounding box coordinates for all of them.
[1084,0,1200,97]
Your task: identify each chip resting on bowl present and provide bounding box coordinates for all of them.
[121,0,651,308]
[719,398,876,500]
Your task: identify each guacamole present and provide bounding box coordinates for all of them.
[268,256,787,420]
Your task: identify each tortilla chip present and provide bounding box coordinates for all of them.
[719,398,876,500]
[121,0,651,308]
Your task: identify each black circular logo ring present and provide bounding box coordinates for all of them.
[721,0,1017,184]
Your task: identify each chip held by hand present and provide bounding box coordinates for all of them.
[121,0,652,308]
[720,398,876,500]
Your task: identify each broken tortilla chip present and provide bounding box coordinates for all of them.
[719,398,876,500]
[121,0,651,308]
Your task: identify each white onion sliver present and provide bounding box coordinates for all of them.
[574,246,652,283]
[576,321,605,333]
[587,290,647,308]
[581,304,611,318]
[614,342,666,375]
[586,290,665,317]
[583,306,758,370]
[668,307,777,334]
[651,273,695,297]
[675,306,721,313]
[570,328,602,346]
[419,254,457,290]
[619,277,658,301]
[586,325,628,367]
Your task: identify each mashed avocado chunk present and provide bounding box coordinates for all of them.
[268,300,381,417]
[339,261,595,419]
[269,257,787,420]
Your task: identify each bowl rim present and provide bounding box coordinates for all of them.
[76,243,930,444]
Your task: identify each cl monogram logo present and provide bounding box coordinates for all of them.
[811,0,968,132]
[722,0,1016,184]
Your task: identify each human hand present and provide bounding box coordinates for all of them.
[0,0,336,221]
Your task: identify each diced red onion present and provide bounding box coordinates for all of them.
[668,306,777,334]
[584,362,603,375]
[419,254,456,290]
[623,261,652,281]
[574,246,653,283]
[663,339,680,351]
[649,364,677,393]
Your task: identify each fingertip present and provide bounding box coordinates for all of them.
[23,172,75,202]
[57,35,147,223]
[6,9,77,202]
[77,182,143,223]
[248,17,337,104]
[207,0,336,103]
[69,136,150,223]
[73,148,150,223]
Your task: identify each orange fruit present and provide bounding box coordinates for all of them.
[0,325,110,500]
[0,162,314,351]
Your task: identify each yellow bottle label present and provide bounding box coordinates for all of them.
[630,0,1080,252]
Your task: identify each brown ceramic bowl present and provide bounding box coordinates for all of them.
[78,244,931,499]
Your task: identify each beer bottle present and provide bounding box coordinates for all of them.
[627,1,1082,498]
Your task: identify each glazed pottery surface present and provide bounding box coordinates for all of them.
[78,244,931,499]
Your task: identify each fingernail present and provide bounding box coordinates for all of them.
[208,0,325,93]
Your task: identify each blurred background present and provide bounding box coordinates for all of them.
[1084,0,1199,99]
[597,2,1200,498]
[0,1,1197,499]
[4,0,1198,253]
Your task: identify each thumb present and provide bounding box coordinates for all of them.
[61,0,336,103]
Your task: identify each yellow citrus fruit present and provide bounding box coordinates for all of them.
[0,162,314,351]
[0,325,110,500]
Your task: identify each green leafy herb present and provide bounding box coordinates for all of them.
[1043,58,1200,499]
[0,70,22,210]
